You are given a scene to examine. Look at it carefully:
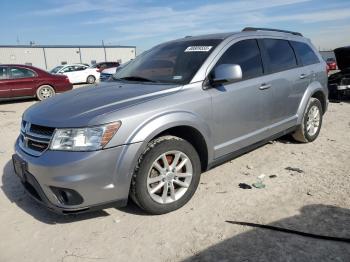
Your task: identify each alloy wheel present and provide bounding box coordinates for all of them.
[147,150,193,204]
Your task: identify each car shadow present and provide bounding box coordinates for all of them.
[329,95,350,104]
[182,204,350,261]
[0,97,36,105]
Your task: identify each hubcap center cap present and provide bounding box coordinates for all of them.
[165,172,175,182]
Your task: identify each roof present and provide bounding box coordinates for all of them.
[0,44,136,49]
[171,28,305,44]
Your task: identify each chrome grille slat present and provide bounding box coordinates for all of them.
[19,122,55,156]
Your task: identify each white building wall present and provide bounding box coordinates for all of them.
[0,47,46,69]
[44,48,81,70]
[80,48,105,65]
[0,46,136,70]
[105,47,136,63]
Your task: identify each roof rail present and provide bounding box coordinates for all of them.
[242,27,303,36]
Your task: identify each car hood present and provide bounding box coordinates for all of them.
[334,46,350,71]
[23,81,181,127]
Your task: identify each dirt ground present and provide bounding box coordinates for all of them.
[0,93,349,262]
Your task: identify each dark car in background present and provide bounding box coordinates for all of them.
[328,46,350,99]
[91,62,120,72]
[0,64,73,101]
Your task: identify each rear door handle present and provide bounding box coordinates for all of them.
[299,73,307,79]
[259,83,271,90]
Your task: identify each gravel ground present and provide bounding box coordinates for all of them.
[0,91,349,262]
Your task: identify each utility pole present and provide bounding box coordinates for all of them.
[102,40,107,62]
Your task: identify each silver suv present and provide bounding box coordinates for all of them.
[13,28,328,215]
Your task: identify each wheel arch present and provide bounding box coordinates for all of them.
[115,111,213,188]
[296,81,328,125]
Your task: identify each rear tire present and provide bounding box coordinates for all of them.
[131,136,201,215]
[36,85,55,101]
[292,98,323,143]
[87,75,96,84]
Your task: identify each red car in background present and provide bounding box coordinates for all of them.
[0,64,72,101]
[91,62,120,72]
[326,58,337,71]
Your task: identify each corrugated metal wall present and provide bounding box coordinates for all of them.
[0,46,136,70]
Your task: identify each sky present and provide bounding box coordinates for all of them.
[1,0,350,52]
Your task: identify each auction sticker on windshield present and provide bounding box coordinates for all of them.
[185,46,213,52]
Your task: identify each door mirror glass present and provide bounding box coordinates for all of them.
[210,64,242,85]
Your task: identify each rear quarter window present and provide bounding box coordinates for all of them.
[290,41,320,66]
[261,39,297,73]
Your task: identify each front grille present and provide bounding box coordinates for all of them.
[28,140,48,152]
[30,124,55,137]
[19,122,55,156]
[341,78,350,86]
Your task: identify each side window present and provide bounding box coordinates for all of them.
[74,66,86,71]
[215,39,263,80]
[0,67,8,80]
[61,66,74,73]
[9,67,36,79]
[262,39,297,73]
[290,41,319,66]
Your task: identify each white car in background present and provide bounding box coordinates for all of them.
[50,64,100,84]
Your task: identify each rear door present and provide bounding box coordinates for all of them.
[258,38,300,129]
[209,39,274,158]
[73,65,89,82]
[0,66,10,98]
[290,41,321,104]
[8,66,38,97]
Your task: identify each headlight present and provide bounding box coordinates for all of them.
[50,122,121,151]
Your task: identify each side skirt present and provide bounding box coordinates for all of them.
[207,126,297,170]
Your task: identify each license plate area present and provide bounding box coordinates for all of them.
[12,154,27,182]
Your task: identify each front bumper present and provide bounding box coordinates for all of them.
[14,140,142,214]
[337,84,350,91]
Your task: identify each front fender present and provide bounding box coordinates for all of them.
[128,110,212,149]
[296,81,328,125]
[113,110,213,192]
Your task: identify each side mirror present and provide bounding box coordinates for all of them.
[210,64,242,86]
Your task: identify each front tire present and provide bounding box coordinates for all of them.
[292,98,323,142]
[131,136,201,215]
[36,85,55,101]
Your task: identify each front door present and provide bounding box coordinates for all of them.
[208,39,273,158]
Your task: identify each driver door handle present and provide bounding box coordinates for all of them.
[259,83,271,90]
[299,73,307,79]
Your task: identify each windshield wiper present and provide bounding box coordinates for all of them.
[119,76,157,82]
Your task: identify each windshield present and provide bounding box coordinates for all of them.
[113,39,221,84]
[50,66,63,74]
